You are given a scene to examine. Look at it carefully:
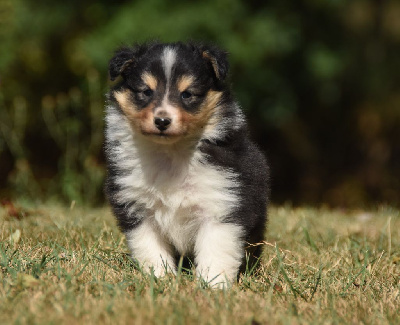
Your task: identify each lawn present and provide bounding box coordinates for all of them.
[1,203,399,324]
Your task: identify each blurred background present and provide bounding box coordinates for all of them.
[0,0,399,207]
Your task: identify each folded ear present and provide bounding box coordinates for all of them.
[109,43,153,81]
[200,45,229,81]
[108,47,137,81]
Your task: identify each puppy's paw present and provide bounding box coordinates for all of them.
[197,270,235,290]
[140,261,176,278]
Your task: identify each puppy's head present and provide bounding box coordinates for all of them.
[108,42,229,144]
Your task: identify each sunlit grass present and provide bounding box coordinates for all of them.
[1,204,399,324]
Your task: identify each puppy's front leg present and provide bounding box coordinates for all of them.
[125,219,176,277]
[195,221,244,289]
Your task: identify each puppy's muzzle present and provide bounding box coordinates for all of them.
[154,117,172,131]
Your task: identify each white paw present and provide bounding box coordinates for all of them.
[197,270,235,289]
[142,260,176,278]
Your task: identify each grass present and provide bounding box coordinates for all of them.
[1,203,399,324]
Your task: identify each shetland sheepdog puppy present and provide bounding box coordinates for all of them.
[105,42,269,288]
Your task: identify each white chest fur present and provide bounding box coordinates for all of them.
[106,107,239,255]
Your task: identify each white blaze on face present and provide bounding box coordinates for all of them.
[157,47,178,119]
[162,46,177,83]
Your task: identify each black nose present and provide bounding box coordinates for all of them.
[154,117,171,131]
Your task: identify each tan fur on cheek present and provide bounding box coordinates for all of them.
[179,91,222,134]
[114,90,137,121]
[114,90,155,133]
[202,91,223,113]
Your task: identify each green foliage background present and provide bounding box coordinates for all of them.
[0,0,399,206]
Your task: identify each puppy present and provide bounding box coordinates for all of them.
[105,42,269,288]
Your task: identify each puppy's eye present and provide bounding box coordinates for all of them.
[143,89,154,97]
[181,91,192,99]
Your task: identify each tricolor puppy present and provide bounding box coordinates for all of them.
[105,42,269,288]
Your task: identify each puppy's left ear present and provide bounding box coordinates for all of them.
[200,45,229,81]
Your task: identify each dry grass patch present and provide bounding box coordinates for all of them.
[1,204,399,324]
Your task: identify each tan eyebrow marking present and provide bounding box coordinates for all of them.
[177,75,195,92]
[142,72,158,89]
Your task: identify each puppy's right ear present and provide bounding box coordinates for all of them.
[109,47,136,81]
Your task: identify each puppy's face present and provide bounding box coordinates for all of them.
[109,43,228,144]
